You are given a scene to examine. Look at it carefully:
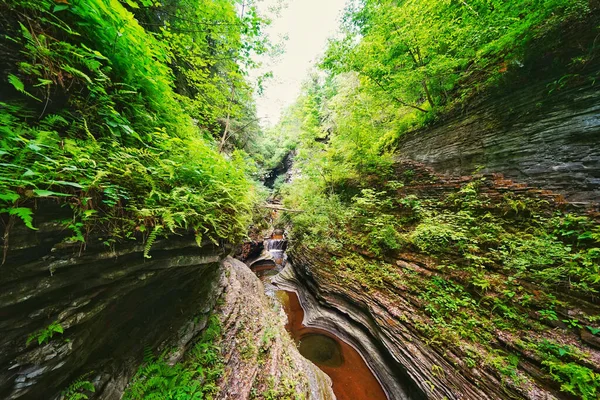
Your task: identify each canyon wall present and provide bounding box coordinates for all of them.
[395,80,600,205]
[281,30,600,399]
[0,205,333,399]
[0,202,226,399]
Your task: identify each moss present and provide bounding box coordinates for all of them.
[285,163,600,396]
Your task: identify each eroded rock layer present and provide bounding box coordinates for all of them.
[1,213,225,399]
[0,209,334,399]
[274,265,425,400]
[282,159,600,399]
[218,257,334,400]
[395,66,600,206]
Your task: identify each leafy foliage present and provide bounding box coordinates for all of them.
[0,0,268,256]
[61,374,96,400]
[123,315,223,400]
[323,0,592,133]
[26,321,64,346]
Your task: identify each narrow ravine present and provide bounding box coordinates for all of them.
[277,290,388,400]
[248,231,389,400]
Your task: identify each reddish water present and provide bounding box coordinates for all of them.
[276,290,388,400]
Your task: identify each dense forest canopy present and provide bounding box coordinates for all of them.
[326,0,591,109]
[0,0,272,260]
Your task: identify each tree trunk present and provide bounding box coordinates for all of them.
[422,79,434,109]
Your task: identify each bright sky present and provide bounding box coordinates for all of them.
[252,0,347,127]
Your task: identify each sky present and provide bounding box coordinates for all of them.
[251,0,347,127]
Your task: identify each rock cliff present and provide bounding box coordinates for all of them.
[0,207,333,399]
[279,58,600,397]
[394,18,600,206]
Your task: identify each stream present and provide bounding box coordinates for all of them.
[249,232,388,400]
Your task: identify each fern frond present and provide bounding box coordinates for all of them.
[7,74,41,101]
[6,207,37,230]
[144,225,163,259]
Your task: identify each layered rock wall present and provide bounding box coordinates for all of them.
[218,257,334,400]
[0,210,226,399]
[274,264,425,400]
[0,208,334,399]
[395,80,600,205]
[284,244,595,400]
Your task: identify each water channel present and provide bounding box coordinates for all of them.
[248,232,388,400]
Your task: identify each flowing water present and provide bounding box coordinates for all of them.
[250,233,388,400]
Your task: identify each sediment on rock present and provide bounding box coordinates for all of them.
[217,257,335,400]
[274,265,425,400]
[0,203,230,400]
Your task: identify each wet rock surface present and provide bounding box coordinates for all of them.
[218,257,335,400]
[395,80,600,205]
[274,265,425,400]
[0,209,334,400]
[0,214,226,399]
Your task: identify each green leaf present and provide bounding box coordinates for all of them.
[587,326,600,335]
[53,4,70,12]
[33,189,70,197]
[83,209,97,219]
[0,191,20,204]
[558,348,568,357]
[124,0,140,8]
[8,207,37,230]
[34,78,54,87]
[577,231,594,240]
[7,74,41,101]
[8,74,24,92]
[52,180,84,189]
[51,323,64,334]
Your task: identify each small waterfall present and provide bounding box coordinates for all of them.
[247,231,288,296]
[264,229,287,265]
[266,238,287,251]
[265,243,286,266]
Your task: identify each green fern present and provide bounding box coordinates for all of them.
[61,373,96,400]
[4,207,37,230]
[123,315,223,400]
[7,74,40,101]
[26,321,64,346]
[0,0,262,261]
[144,225,163,259]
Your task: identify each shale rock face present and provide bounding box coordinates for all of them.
[0,208,334,400]
[284,245,591,400]
[274,265,425,400]
[0,212,225,399]
[395,80,600,205]
[218,257,334,400]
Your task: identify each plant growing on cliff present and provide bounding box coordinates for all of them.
[61,374,96,400]
[0,0,268,259]
[124,315,223,399]
[26,321,64,346]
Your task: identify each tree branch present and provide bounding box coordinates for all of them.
[366,74,427,112]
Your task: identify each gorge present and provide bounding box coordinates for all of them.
[1,0,599,399]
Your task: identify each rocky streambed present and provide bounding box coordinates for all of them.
[0,209,336,399]
[247,233,424,400]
